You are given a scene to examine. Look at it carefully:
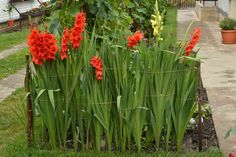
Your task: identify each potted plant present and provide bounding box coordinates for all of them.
[219,18,236,44]
[3,4,14,27]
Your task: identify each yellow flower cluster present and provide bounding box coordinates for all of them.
[150,0,164,41]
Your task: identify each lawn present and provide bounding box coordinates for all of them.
[163,7,177,43]
[0,48,27,79]
[6,141,223,157]
[0,88,25,156]
[0,28,29,52]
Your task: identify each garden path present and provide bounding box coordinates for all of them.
[0,43,27,60]
[0,69,25,102]
[178,9,236,156]
[0,43,26,102]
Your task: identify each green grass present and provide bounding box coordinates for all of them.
[0,48,27,79]
[5,138,223,157]
[0,88,25,156]
[163,7,177,45]
[0,28,29,52]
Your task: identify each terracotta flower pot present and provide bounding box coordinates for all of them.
[7,19,14,27]
[221,30,236,44]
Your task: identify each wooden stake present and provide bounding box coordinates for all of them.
[197,62,203,152]
[25,54,33,146]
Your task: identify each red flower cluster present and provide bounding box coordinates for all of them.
[185,28,201,56]
[28,29,58,65]
[60,28,70,60]
[27,12,86,64]
[90,56,103,81]
[229,152,235,157]
[70,12,86,50]
[127,31,144,49]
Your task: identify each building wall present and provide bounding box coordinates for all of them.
[229,0,236,18]
[0,0,49,23]
[217,0,230,16]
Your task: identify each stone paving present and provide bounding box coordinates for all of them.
[0,69,25,102]
[0,43,27,60]
[0,43,26,103]
[178,9,236,156]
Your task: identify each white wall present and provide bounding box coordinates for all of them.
[0,0,49,23]
[218,0,230,16]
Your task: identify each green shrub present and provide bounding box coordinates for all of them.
[47,0,170,37]
[219,18,236,30]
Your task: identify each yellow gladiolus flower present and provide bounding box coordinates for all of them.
[150,0,164,41]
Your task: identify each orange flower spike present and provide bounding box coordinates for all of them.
[43,32,58,61]
[70,12,86,50]
[95,70,103,81]
[60,28,70,60]
[28,29,43,65]
[127,31,144,49]
[134,31,144,41]
[185,27,201,56]
[90,56,103,81]
[90,56,103,71]
[27,28,58,65]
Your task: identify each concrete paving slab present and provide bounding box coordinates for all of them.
[0,43,27,60]
[0,69,25,102]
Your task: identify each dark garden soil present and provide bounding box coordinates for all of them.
[183,116,219,152]
[183,87,219,152]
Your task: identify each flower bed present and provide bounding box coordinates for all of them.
[26,2,204,153]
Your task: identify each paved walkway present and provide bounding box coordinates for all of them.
[178,9,236,156]
[0,43,26,102]
[0,69,25,102]
[0,43,27,60]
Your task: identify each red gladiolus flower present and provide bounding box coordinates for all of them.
[229,152,235,157]
[90,56,103,81]
[96,70,103,81]
[27,29,58,65]
[27,29,43,65]
[70,12,86,50]
[60,28,70,60]
[90,56,103,71]
[185,27,201,56]
[127,31,144,49]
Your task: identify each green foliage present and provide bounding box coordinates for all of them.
[15,1,203,154]
[225,128,236,139]
[0,88,222,156]
[29,26,199,154]
[47,0,170,37]
[193,103,212,119]
[47,0,132,36]
[219,18,236,30]
[2,4,13,19]
[162,8,177,45]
